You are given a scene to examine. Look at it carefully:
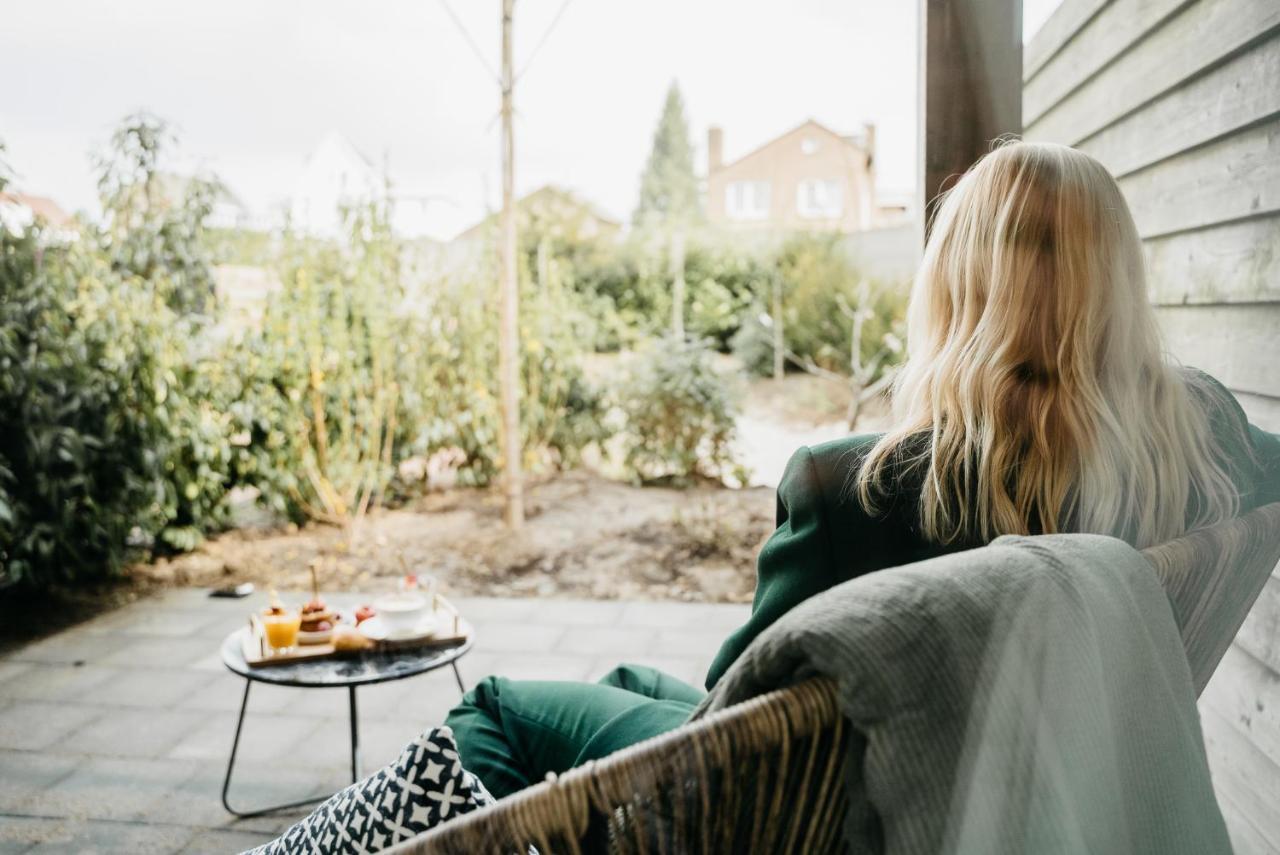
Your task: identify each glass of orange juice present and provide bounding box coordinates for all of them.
[263,609,302,654]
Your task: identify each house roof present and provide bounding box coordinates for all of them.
[452,185,621,242]
[710,118,870,175]
[0,192,73,227]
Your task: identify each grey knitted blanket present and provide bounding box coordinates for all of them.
[691,533,1231,855]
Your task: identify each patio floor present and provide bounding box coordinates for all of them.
[0,588,749,853]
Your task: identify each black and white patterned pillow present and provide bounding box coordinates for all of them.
[245,726,494,854]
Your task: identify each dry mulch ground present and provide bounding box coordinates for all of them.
[139,471,776,604]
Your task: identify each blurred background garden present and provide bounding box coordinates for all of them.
[0,105,910,634]
[0,0,1043,643]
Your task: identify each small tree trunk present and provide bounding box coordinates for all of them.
[846,382,864,430]
[771,271,785,380]
[670,229,686,339]
[498,0,523,529]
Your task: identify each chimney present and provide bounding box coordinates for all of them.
[707,126,723,174]
[862,122,876,169]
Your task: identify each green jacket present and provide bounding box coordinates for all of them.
[705,380,1280,691]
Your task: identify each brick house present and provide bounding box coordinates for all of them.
[706,119,888,233]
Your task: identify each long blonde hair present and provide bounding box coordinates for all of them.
[857,141,1238,549]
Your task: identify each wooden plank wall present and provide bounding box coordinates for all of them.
[1023,1,1280,850]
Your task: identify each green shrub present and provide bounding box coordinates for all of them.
[729,307,776,377]
[225,205,610,520]
[617,337,745,486]
[774,234,907,376]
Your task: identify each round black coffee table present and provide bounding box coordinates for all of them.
[219,629,473,818]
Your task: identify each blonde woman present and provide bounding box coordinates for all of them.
[447,141,1280,799]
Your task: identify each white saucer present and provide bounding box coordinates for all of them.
[358,614,438,642]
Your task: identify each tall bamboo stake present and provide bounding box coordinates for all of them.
[499,0,524,527]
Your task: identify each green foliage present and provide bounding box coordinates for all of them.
[0,122,242,586]
[222,203,608,521]
[95,113,221,316]
[617,338,745,486]
[736,234,908,379]
[0,232,216,585]
[729,308,776,377]
[634,82,701,227]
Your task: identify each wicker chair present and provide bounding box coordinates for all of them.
[387,502,1280,855]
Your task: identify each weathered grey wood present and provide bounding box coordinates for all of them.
[1146,214,1280,307]
[1024,0,1112,81]
[1199,644,1280,767]
[1023,0,1191,126]
[1234,575,1280,674]
[1081,35,1280,178]
[918,0,1022,242]
[1119,116,1280,239]
[1235,390,1280,433]
[1200,706,1280,853]
[1211,784,1278,855]
[1025,0,1280,146]
[1155,303,1280,398]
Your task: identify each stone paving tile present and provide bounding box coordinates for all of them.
[0,589,749,852]
[89,668,217,709]
[618,600,751,630]
[358,670,462,724]
[178,828,275,853]
[98,637,217,669]
[24,817,196,854]
[0,661,33,691]
[8,631,135,667]
[169,759,335,833]
[0,815,73,854]
[166,710,324,763]
[460,651,595,683]
[302,715,428,775]
[0,701,103,751]
[245,682,349,718]
[19,756,200,823]
[80,607,222,639]
[524,599,628,626]
[0,751,79,812]
[556,626,658,657]
[0,664,118,704]
[61,706,208,759]
[471,623,565,654]
[450,597,539,623]
[173,672,249,714]
[650,627,737,658]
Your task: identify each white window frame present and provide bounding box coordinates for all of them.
[725,180,771,221]
[795,179,844,219]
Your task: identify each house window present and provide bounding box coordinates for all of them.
[725,181,771,221]
[796,179,843,219]
[800,137,819,155]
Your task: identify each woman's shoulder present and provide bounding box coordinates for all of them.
[778,434,885,511]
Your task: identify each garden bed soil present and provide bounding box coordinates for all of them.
[138,472,777,604]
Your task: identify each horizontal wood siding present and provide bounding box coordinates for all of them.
[1026,0,1280,847]
[1153,304,1280,398]
[1146,216,1280,306]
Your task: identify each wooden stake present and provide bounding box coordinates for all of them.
[499,0,524,528]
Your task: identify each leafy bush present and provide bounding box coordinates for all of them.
[617,337,745,486]
[729,307,776,377]
[774,234,906,375]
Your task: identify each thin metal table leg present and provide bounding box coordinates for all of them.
[221,679,326,818]
[451,661,467,695]
[348,685,361,783]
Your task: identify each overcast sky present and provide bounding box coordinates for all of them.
[2,0,1062,240]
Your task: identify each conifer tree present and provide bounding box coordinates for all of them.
[634,82,701,227]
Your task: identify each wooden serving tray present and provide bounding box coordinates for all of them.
[242,598,471,668]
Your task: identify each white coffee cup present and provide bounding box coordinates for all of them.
[374,592,431,635]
